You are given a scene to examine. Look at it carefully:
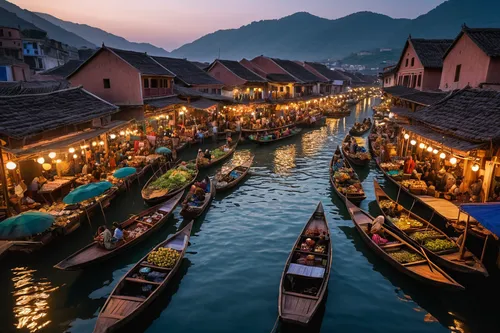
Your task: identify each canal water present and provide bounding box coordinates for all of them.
[1,97,499,333]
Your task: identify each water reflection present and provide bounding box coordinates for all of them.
[326,118,340,133]
[301,127,329,156]
[274,144,296,176]
[12,267,59,332]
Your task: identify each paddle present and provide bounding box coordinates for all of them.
[419,246,434,273]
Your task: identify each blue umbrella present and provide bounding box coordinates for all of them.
[0,211,55,239]
[63,181,113,204]
[155,147,172,155]
[113,167,137,179]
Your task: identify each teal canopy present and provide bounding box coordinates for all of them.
[0,211,55,239]
[63,181,113,204]
[155,147,172,154]
[113,167,137,179]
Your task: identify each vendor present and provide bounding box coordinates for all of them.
[94,225,115,250]
[204,149,212,162]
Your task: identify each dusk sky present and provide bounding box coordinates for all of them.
[10,0,447,50]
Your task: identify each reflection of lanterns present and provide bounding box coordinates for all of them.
[6,161,17,170]
[472,164,480,172]
[439,153,446,159]
[404,134,410,140]
[419,143,426,149]
[99,141,105,146]
[48,152,56,159]
[450,157,457,165]
[427,146,433,152]
[73,154,78,159]
[37,157,45,164]
[410,140,416,146]
[120,131,125,136]
[110,134,116,139]
[42,163,52,171]
[56,159,62,163]
[92,141,97,147]
[69,147,75,153]
[433,149,438,154]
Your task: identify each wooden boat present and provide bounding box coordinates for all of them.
[241,123,296,133]
[54,192,183,271]
[214,155,254,192]
[341,135,370,167]
[345,199,464,290]
[349,121,372,136]
[329,147,366,202]
[93,221,193,333]
[141,161,198,206]
[279,202,332,325]
[248,128,302,145]
[196,133,240,170]
[324,110,350,118]
[297,115,327,128]
[373,180,488,276]
[180,176,215,219]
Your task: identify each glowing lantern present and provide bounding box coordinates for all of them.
[68,147,75,153]
[56,159,62,163]
[42,163,52,171]
[471,164,480,172]
[433,149,438,155]
[92,141,97,147]
[6,161,17,170]
[404,134,410,140]
[427,146,433,152]
[419,143,426,149]
[48,152,56,159]
[439,153,446,159]
[120,131,125,136]
[37,157,45,164]
[410,140,416,146]
[99,141,105,146]
[73,154,78,159]
[110,134,116,139]
[450,157,457,165]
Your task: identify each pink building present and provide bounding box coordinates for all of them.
[68,46,175,108]
[206,59,267,101]
[302,62,350,94]
[440,27,500,91]
[0,27,30,81]
[391,37,452,91]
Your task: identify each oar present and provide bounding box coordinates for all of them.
[419,246,434,273]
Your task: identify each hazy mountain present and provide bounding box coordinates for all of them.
[0,0,95,48]
[171,0,500,62]
[0,6,41,32]
[35,12,170,56]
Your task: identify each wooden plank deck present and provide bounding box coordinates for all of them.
[418,196,475,222]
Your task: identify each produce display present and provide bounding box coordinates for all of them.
[127,224,149,239]
[379,199,396,210]
[423,238,457,252]
[380,162,401,171]
[401,179,427,190]
[333,167,365,195]
[147,162,197,193]
[409,230,442,242]
[305,227,322,237]
[392,215,423,230]
[314,245,326,254]
[389,250,423,263]
[147,247,180,268]
[351,151,371,160]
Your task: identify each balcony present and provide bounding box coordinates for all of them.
[143,87,173,98]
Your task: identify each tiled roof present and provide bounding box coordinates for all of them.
[109,48,174,76]
[40,60,84,78]
[464,28,500,57]
[410,38,453,68]
[266,73,297,83]
[383,85,419,97]
[305,62,347,81]
[152,56,222,86]
[216,59,266,83]
[0,80,70,96]
[407,88,500,143]
[398,91,449,106]
[271,58,324,83]
[0,87,118,139]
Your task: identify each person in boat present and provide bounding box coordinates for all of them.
[95,226,116,250]
[403,156,416,175]
[112,222,126,243]
[333,155,344,170]
[204,149,212,162]
[350,138,358,154]
[469,176,483,202]
[367,216,389,245]
[226,135,233,146]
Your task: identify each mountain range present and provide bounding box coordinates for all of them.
[1,0,500,62]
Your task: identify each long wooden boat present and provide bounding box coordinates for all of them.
[349,122,372,136]
[279,202,332,325]
[241,123,297,133]
[297,115,327,128]
[341,135,370,167]
[373,180,488,276]
[93,221,193,333]
[324,110,350,118]
[141,160,198,206]
[214,155,254,192]
[180,176,215,219]
[346,199,464,290]
[196,133,240,170]
[329,147,366,202]
[248,128,302,145]
[54,192,183,271]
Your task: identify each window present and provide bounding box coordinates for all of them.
[103,79,111,89]
[144,78,149,88]
[417,74,422,87]
[405,59,409,67]
[279,86,284,92]
[8,31,11,37]
[411,57,415,66]
[211,88,217,94]
[159,79,163,88]
[151,79,158,88]
[166,79,170,88]
[412,75,417,88]
[454,64,461,82]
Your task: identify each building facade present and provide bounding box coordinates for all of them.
[0,27,30,81]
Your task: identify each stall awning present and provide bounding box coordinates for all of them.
[10,120,130,159]
[188,98,218,110]
[460,203,500,238]
[145,96,186,109]
[401,124,485,153]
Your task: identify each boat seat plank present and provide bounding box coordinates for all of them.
[380,243,403,249]
[125,277,161,285]
[140,262,172,272]
[110,295,146,302]
[401,260,427,267]
[294,249,328,257]
[99,313,125,320]
[283,291,319,300]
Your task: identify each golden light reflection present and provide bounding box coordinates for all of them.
[274,144,296,176]
[12,267,59,332]
[301,128,328,156]
[326,118,340,133]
